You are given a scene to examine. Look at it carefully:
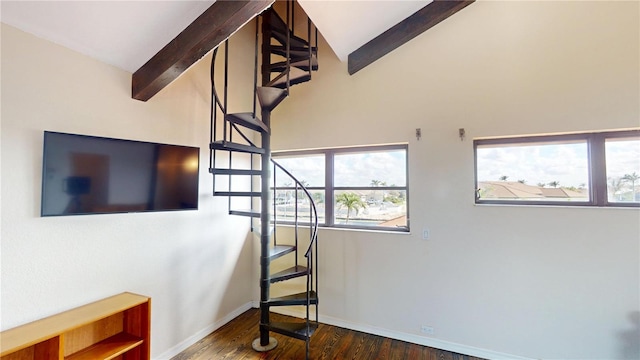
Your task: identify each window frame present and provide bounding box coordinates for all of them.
[273,144,410,232]
[474,129,640,207]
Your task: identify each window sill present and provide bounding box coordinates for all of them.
[274,222,411,235]
[474,202,640,210]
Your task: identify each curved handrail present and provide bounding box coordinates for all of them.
[270,158,319,257]
[210,47,226,115]
[212,47,258,149]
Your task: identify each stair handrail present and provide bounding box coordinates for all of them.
[285,2,291,94]
[272,157,319,345]
[210,47,226,115]
[212,46,260,150]
[270,159,319,257]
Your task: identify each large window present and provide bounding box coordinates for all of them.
[273,144,409,231]
[474,130,640,206]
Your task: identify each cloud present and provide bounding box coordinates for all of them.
[606,139,640,178]
[274,150,407,188]
[477,142,589,186]
[274,155,325,187]
[334,151,406,187]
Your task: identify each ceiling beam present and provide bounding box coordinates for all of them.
[132,0,274,101]
[347,0,474,75]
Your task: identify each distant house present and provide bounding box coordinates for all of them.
[379,215,407,228]
[478,181,588,200]
[540,187,587,199]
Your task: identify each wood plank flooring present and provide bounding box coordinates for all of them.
[171,309,486,360]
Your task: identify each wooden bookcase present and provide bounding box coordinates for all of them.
[0,292,150,360]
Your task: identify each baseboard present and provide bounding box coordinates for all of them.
[172,303,534,360]
[268,307,534,360]
[154,302,253,360]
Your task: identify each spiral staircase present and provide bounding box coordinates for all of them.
[208,2,319,359]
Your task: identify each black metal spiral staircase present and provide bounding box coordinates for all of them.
[208,2,319,359]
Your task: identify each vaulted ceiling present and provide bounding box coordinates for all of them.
[1,1,216,73]
[1,1,429,72]
[1,0,473,100]
[298,0,432,62]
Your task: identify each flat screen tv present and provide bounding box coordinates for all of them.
[41,131,199,216]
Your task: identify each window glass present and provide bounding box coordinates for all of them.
[606,137,640,203]
[476,140,590,202]
[274,189,325,224]
[334,189,407,228]
[273,145,409,231]
[334,150,407,187]
[273,154,324,187]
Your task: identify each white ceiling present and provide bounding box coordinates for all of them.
[0,0,216,72]
[0,0,431,73]
[298,0,431,61]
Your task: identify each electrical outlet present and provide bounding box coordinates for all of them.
[422,228,430,240]
[420,325,434,335]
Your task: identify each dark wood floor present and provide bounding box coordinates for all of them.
[171,309,485,360]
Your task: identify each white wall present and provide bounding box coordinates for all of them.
[1,22,258,358]
[270,1,640,359]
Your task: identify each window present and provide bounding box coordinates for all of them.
[273,144,409,231]
[605,135,640,204]
[474,130,640,207]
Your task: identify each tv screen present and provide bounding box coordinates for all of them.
[41,131,199,216]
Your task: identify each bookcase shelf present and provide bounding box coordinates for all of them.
[0,292,150,360]
[65,332,143,360]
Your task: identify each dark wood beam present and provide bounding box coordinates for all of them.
[132,0,274,101]
[347,0,474,75]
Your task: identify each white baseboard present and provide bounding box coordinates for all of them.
[159,302,533,360]
[268,307,534,360]
[154,302,253,360]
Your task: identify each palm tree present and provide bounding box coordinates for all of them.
[335,192,367,223]
[548,181,560,188]
[312,192,324,204]
[499,175,509,181]
[517,179,526,184]
[608,177,624,200]
[370,179,386,204]
[537,182,546,188]
[622,172,640,199]
[296,180,309,200]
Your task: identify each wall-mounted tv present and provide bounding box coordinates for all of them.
[41,131,200,216]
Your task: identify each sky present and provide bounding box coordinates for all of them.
[273,139,639,191]
[477,138,640,188]
[334,151,406,187]
[274,150,406,188]
[606,138,640,179]
[476,142,589,187]
[274,154,324,187]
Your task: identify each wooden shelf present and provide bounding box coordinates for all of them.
[1,292,150,360]
[66,332,143,360]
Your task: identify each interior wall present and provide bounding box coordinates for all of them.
[0,21,257,358]
[270,1,639,359]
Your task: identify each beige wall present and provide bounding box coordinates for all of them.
[271,1,639,359]
[0,22,257,358]
[3,1,638,359]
